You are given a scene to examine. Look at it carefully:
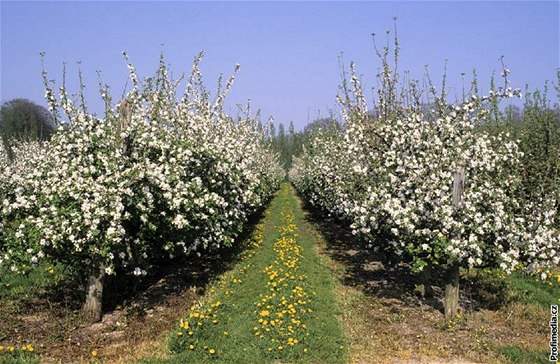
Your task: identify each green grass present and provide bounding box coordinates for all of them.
[505,272,560,307]
[464,268,560,309]
[0,346,40,364]
[495,273,559,363]
[0,262,68,362]
[497,345,551,364]
[0,354,40,364]
[0,262,67,307]
[144,183,346,363]
[465,269,559,363]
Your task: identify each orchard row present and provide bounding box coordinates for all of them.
[0,53,284,320]
[289,57,559,317]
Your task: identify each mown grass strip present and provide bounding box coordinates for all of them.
[252,202,315,359]
[144,183,346,363]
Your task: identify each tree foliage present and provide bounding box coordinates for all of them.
[267,117,342,172]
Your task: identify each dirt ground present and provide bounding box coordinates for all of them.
[305,208,549,364]
[0,248,249,363]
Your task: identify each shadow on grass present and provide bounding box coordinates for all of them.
[299,197,437,306]
[2,207,267,322]
[102,208,268,317]
[298,192,511,314]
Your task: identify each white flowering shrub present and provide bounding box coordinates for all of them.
[0,141,46,267]
[0,52,283,320]
[289,129,352,218]
[290,48,559,315]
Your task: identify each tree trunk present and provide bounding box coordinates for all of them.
[444,263,460,319]
[2,137,14,164]
[82,260,105,323]
[422,264,434,298]
[414,264,434,299]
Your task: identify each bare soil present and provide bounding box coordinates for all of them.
[0,236,261,364]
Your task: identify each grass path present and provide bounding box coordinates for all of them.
[144,183,346,363]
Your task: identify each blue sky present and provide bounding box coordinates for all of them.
[1,1,559,129]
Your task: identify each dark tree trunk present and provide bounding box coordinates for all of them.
[414,264,434,299]
[422,264,434,298]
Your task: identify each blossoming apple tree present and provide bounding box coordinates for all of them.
[290,47,559,318]
[0,52,283,321]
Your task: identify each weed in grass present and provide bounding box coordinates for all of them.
[434,313,468,332]
[0,262,68,306]
[0,344,40,364]
[505,272,560,307]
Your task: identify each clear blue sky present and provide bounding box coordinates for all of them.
[1,1,559,129]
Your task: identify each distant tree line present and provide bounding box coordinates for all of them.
[492,83,560,207]
[267,117,342,172]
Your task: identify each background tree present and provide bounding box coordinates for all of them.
[0,99,55,162]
